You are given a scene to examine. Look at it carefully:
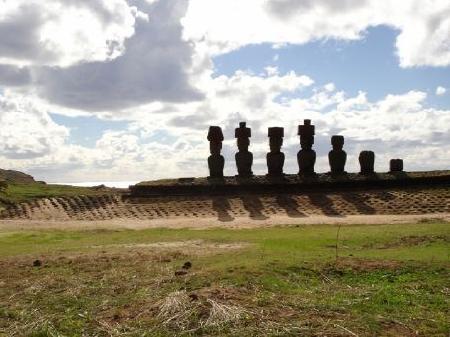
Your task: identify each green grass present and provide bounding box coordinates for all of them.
[0,182,114,208]
[0,223,449,336]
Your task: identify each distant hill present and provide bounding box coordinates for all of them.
[0,169,36,184]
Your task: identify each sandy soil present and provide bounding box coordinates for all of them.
[1,212,449,232]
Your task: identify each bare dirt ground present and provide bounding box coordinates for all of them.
[0,186,448,230]
[0,213,449,231]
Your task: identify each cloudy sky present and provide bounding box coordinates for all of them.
[0,0,449,184]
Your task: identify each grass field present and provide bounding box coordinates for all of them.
[0,222,449,336]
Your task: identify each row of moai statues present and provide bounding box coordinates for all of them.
[207,120,404,178]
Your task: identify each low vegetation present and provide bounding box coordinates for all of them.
[0,182,118,209]
[0,222,448,336]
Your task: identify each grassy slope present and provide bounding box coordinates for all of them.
[0,182,116,208]
[0,223,449,336]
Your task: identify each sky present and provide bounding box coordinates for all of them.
[0,0,449,184]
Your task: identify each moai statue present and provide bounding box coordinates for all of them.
[328,135,347,175]
[207,126,225,178]
[297,119,316,175]
[235,122,253,177]
[359,151,375,175]
[390,159,404,172]
[267,127,285,177]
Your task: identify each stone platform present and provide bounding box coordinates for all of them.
[130,170,450,197]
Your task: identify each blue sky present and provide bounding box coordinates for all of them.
[52,25,449,151]
[214,26,450,107]
[0,0,449,183]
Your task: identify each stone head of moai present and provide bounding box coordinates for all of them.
[359,151,375,175]
[328,135,347,175]
[331,135,344,151]
[298,119,315,150]
[390,159,404,173]
[207,126,224,156]
[235,122,251,152]
[268,127,284,153]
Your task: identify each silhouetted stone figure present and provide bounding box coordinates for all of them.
[328,135,347,175]
[267,127,284,177]
[207,126,224,178]
[297,119,316,175]
[390,159,404,172]
[359,151,375,175]
[235,122,253,177]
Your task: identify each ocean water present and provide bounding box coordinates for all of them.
[55,181,138,188]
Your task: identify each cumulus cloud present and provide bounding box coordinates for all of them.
[2,68,449,181]
[183,0,450,67]
[0,0,139,67]
[34,0,202,112]
[0,91,68,159]
[119,68,450,178]
[0,0,449,182]
[0,65,31,86]
[436,86,447,95]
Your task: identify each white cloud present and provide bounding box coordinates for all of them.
[0,0,449,182]
[182,0,450,67]
[0,91,68,159]
[114,69,450,178]
[324,83,336,92]
[0,65,31,86]
[436,86,447,95]
[32,0,201,112]
[1,69,449,182]
[0,0,140,67]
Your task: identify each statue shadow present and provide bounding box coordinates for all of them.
[341,193,376,215]
[212,197,234,222]
[240,195,269,220]
[275,195,306,218]
[373,191,396,202]
[307,193,344,217]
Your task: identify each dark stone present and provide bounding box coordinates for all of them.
[189,293,199,301]
[328,135,347,175]
[267,127,285,177]
[390,159,404,172]
[297,119,316,175]
[182,261,192,269]
[359,151,375,175]
[175,270,188,276]
[235,122,253,177]
[33,259,42,267]
[207,126,224,178]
